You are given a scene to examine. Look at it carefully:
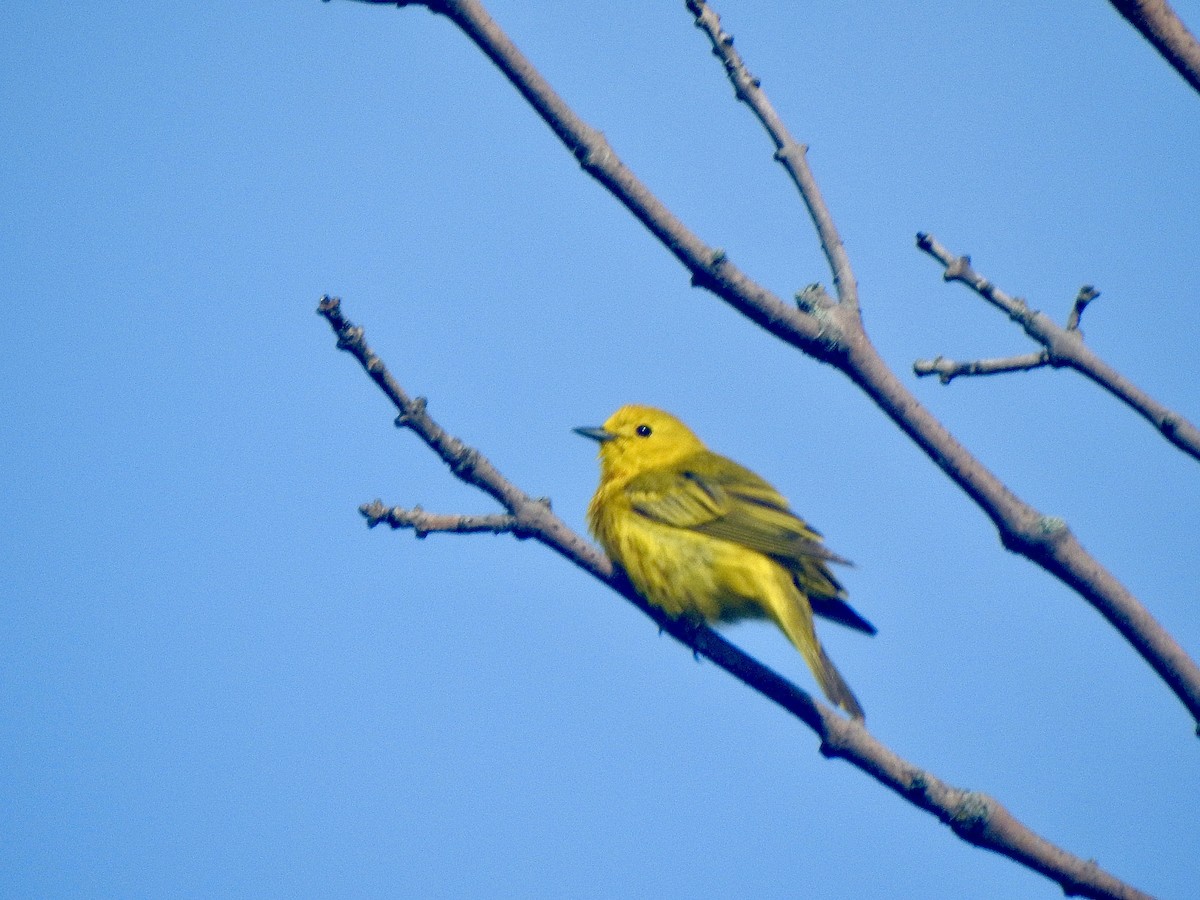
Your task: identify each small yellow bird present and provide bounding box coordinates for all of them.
[576,405,870,719]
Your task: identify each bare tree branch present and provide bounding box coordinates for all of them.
[332,0,1200,730]
[686,0,858,311]
[342,0,844,362]
[914,351,1051,384]
[318,295,1152,900]
[917,232,1200,463]
[360,501,522,537]
[915,287,1098,382]
[1108,0,1200,94]
[1066,286,1101,331]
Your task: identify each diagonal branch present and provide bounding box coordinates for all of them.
[917,232,1200,463]
[318,295,1151,900]
[340,0,848,364]
[686,0,858,310]
[1107,0,1200,95]
[333,0,1200,731]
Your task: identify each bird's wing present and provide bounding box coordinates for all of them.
[806,594,876,635]
[624,458,851,567]
[625,460,876,635]
[623,466,726,528]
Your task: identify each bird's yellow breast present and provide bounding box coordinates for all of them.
[589,484,776,623]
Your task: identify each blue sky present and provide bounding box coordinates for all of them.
[4,1,1199,897]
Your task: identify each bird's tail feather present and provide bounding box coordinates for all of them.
[771,575,865,720]
[814,644,865,721]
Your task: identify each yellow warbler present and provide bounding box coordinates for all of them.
[576,405,870,720]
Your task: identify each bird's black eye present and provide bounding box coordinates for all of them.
[636,424,652,437]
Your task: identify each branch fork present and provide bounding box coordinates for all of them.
[914,231,1200,461]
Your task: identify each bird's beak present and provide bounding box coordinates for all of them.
[573,425,616,443]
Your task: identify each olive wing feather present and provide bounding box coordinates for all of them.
[623,456,876,635]
[623,456,849,566]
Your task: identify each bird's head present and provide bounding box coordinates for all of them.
[574,404,706,482]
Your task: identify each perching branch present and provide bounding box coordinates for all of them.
[334,0,1200,732]
[1107,0,1200,95]
[916,232,1200,463]
[319,295,1150,900]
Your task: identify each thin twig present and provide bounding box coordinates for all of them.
[916,285,1093,381]
[917,232,1200,463]
[360,501,521,537]
[1066,286,1100,331]
[686,0,858,310]
[319,295,1151,900]
[1107,0,1200,94]
[914,351,1050,384]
